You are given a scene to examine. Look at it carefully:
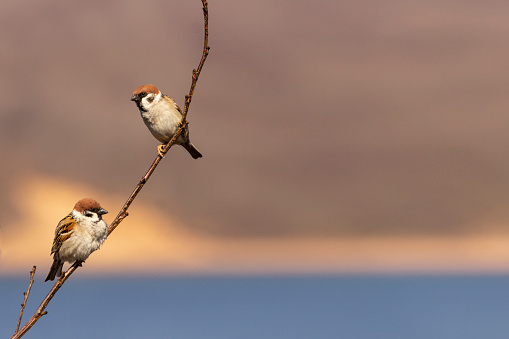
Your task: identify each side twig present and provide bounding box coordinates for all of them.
[14,266,36,334]
[12,265,77,338]
[11,1,210,338]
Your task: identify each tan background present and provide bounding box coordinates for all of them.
[2,0,509,275]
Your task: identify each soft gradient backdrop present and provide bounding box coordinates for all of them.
[3,0,509,277]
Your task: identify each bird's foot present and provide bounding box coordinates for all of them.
[157,144,166,157]
[72,260,85,268]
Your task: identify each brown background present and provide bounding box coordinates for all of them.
[3,0,509,275]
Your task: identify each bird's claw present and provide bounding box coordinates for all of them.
[72,260,84,268]
[157,145,166,157]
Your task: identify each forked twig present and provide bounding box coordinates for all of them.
[11,1,210,338]
[14,266,36,334]
[12,265,75,338]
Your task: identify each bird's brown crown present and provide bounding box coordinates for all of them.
[73,198,103,213]
[132,84,159,96]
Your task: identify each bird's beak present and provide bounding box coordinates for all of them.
[98,208,108,215]
[131,94,138,101]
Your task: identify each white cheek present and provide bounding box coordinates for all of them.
[142,97,151,108]
[142,93,162,110]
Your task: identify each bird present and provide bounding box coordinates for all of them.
[131,84,202,159]
[45,198,109,282]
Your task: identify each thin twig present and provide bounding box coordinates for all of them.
[184,0,210,119]
[14,266,36,334]
[11,1,210,338]
[159,0,209,156]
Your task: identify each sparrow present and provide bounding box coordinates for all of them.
[131,84,202,159]
[45,198,109,282]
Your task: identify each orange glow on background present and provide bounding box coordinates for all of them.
[3,174,509,276]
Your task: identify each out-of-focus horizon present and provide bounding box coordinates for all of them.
[3,0,509,276]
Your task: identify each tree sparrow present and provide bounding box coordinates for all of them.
[45,198,109,282]
[131,84,203,159]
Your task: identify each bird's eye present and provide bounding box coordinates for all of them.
[140,92,147,96]
[84,211,94,218]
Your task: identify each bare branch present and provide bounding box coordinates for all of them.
[184,0,210,119]
[11,1,210,338]
[159,0,210,157]
[14,266,36,334]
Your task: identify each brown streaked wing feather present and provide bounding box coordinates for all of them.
[50,213,76,255]
[164,94,182,114]
[174,101,183,114]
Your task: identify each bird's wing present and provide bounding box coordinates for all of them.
[50,213,76,255]
[163,94,183,114]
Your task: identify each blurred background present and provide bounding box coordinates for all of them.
[3,0,509,338]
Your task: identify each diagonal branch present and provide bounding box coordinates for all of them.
[11,1,210,338]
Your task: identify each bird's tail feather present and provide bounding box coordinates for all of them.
[45,259,64,282]
[183,143,202,159]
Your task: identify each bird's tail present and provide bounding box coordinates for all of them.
[183,142,203,159]
[45,259,64,282]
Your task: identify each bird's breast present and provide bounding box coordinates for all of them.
[141,107,181,143]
